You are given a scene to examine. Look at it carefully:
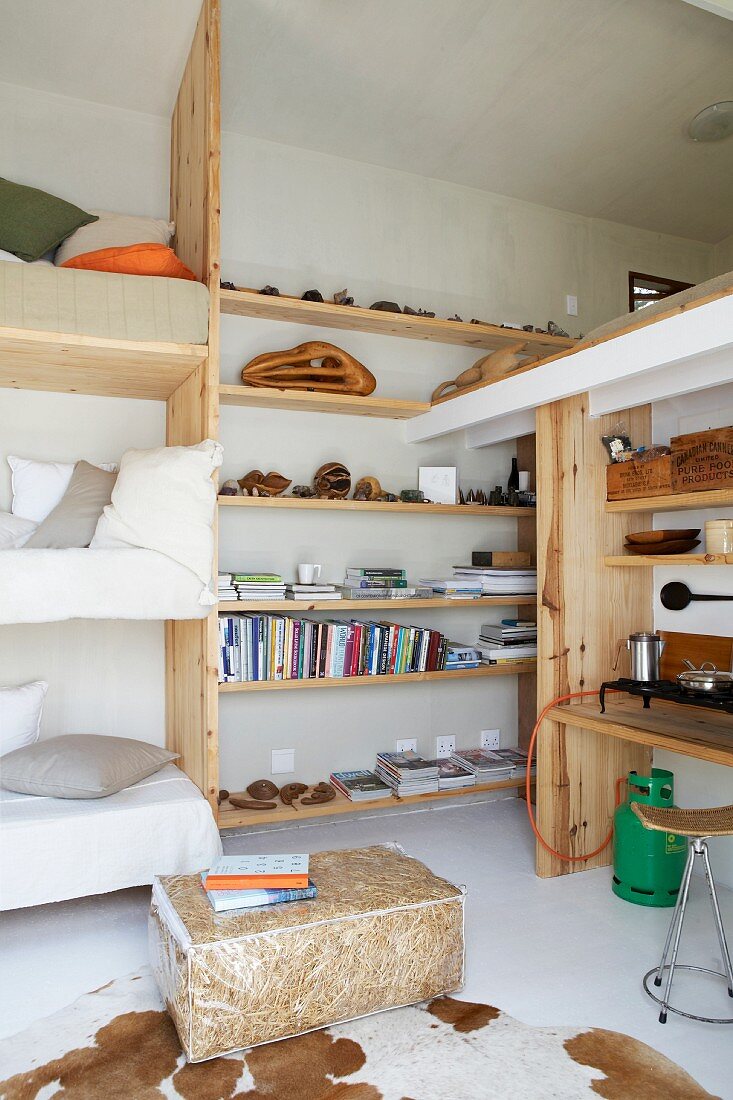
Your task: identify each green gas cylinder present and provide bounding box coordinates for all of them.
[612,769,688,907]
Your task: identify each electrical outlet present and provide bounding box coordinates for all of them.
[435,734,456,759]
[481,728,500,750]
[565,294,578,316]
[395,737,417,753]
[271,748,295,774]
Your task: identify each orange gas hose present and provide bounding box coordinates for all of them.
[525,688,626,863]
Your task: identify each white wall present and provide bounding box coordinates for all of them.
[651,387,733,887]
[712,232,733,276]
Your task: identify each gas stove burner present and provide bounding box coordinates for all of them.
[600,678,733,717]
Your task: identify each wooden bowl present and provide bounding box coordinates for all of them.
[625,528,700,545]
[626,539,701,555]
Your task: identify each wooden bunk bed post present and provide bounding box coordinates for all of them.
[535,394,653,877]
[165,0,221,812]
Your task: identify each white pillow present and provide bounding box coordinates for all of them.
[0,681,48,756]
[0,249,53,266]
[8,456,117,523]
[54,210,175,266]
[0,511,38,550]
[91,440,222,587]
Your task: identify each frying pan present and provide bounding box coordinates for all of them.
[660,581,733,611]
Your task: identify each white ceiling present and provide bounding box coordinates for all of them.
[222,0,733,243]
[1,0,731,243]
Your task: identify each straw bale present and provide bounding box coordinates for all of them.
[150,844,465,1061]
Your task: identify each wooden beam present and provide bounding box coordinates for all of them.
[535,395,653,877]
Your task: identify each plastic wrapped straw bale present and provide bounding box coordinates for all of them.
[149,843,465,1061]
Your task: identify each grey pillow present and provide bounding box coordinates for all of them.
[24,461,117,549]
[0,734,178,798]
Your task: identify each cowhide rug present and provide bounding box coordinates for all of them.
[0,968,715,1100]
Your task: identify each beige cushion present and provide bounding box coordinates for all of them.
[25,461,117,549]
[0,734,178,798]
[54,210,174,266]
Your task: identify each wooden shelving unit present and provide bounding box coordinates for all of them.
[218,662,536,692]
[219,385,429,419]
[606,488,733,513]
[548,698,733,769]
[220,287,576,357]
[219,774,532,829]
[219,496,535,518]
[218,595,537,612]
[605,553,733,567]
[0,327,207,401]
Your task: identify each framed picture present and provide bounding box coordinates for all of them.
[418,466,458,505]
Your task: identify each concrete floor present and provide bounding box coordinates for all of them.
[1,797,732,1097]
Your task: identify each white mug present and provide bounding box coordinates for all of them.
[297,563,322,585]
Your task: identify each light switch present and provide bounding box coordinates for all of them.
[566,295,578,316]
[271,748,295,774]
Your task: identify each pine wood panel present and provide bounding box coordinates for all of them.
[535,395,652,878]
[218,496,535,517]
[0,327,205,400]
[219,662,536,692]
[219,385,430,419]
[605,553,733,566]
[218,776,531,829]
[516,433,538,756]
[218,596,537,612]
[659,631,733,678]
[548,699,733,768]
[220,288,576,355]
[606,488,733,513]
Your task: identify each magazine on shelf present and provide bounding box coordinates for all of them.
[423,759,477,789]
[375,751,439,780]
[330,770,392,801]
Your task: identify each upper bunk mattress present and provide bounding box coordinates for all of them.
[0,261,209,345]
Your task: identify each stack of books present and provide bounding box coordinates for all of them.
[477,620,538,664]
[329,769,392,801]
[450,747,514,781]
[451,566,537,597]
[445,642,482,670]
[419,576,483,599]
[285,583,341,601]
[218,573,237,601]
[231,572,287,600]
[218,614,450,682]
[340,567,421,600]
[491,747,536,777]
[428,758,476,790]
[375,751,440,796]
[201,854,316,914]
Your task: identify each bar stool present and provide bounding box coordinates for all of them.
[632,802,733,1024]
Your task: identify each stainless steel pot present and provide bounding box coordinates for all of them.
[677,660,733,696]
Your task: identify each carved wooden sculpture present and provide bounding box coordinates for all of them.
[431,340,538,402]
[238,470,291,497]
[242,342,377,396]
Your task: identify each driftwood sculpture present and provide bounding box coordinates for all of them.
[431,340,538,403]
[242,342,376,397]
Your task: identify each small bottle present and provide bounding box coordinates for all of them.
[508,457,519,492]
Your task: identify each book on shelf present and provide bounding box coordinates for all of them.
[203,853,309,891]
[480,622,537,642]
[338,585,432,600]
[420,578,483,596]
[445,643,482,670]
[346,568,406,578]
[478,644,538,662]
[450,748,514,778]
[202,876,318,913]
[231,573,283,584]
[345,577,409,589]
[424,758,477,789]
[285,583,338,593]
[329,770,392,801]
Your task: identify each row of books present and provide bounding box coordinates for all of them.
[218,614,457,682]
[201,853,316,914]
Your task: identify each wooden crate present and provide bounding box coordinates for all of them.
[671,427,733,494]
[606,455,672,501]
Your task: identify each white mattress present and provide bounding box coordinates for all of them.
[0,547,214,624]
[0,764,222,910]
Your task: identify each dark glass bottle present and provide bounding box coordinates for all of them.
[508,457,519,492]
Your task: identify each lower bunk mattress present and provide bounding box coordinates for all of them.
[0,547,214,624]
[0,764,222,910]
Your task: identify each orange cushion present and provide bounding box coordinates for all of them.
[60,242,196,280]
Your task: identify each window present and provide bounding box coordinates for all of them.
[628,271,694,313]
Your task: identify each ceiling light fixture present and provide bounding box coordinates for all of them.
[688,101,733,142]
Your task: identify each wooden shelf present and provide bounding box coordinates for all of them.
[546,698,733,769]
[218,595,537,612]
[219,385,429,419]
[0,326,207,400]
[218,774,531,829]
[605,553,733,567]
[220,288,576,356]
[219,495,535,517]
[219,662,536,692]
[606,489,733,514]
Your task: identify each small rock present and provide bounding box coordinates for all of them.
[370,301,402,313]
[259,285,280,295]
[302,289,324,302]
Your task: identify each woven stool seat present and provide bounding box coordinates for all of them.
[632,801,733,838]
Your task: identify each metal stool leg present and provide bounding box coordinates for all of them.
[700,841,733,998]
[654,842,694,991]
[657,841,696,1024]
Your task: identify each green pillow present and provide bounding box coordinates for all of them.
[0,178,98,262]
